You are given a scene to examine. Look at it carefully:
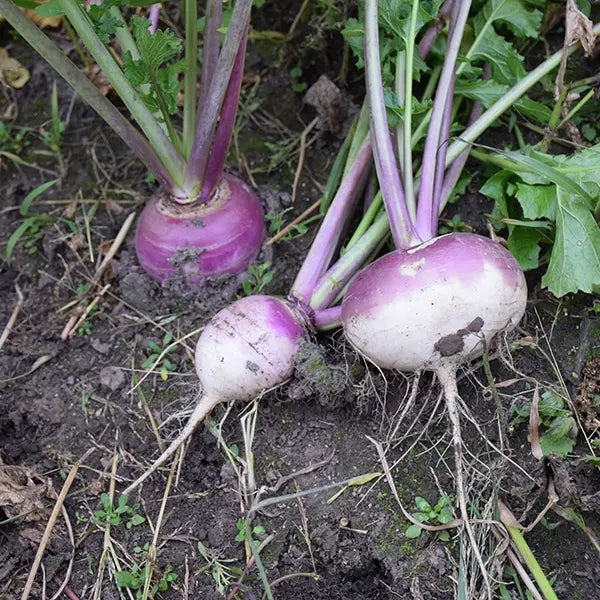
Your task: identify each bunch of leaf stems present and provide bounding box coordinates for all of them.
[0,0,254,202]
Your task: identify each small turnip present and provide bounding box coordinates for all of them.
[123,295,309,494]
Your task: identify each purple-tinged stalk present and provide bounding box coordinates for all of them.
[364,0,419,250]
[291,136,373,303]
[183,0,253,198]
[415,0,471,241]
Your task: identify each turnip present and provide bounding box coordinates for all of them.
[123,294,309,494]
[337,0,530,584]
[0,0,265,285]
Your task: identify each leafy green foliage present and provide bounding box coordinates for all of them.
[509,390,578,458]
[93,493,146,528]
[122,16,184,117]
[482,145,600,296]
[115,548,177,600]
[141,331,178,381]
[405,495,454,541]
[241,262,274,296]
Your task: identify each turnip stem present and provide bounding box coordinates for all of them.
[183,0,199,157]
[312,306,342,331]
[57,0,186,186]
[417,0,452,59]
[0,0,177,192]
[438,102,483,209]
[364,0,418,250]
[309,211,389,311]
[416,0,471,241]
[196,0,222,130]
[123,395,218,495]
[437,365,491,599]
[402,0,420,221]
[185,0,253,198]
[291,137,373,303]
[200,27,249,199]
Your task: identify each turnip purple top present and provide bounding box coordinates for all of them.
[136,173,265,283]
[343,233,524,317]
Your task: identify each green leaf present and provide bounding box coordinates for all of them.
[468,26,526,85]
[131,16,182,73]
[503,151,594,205]
[414,496,432,512]
[477,0,542,39]
[122,52,150,87]
[539,414,577,458]
[34,0,63,17]
[405,524,423,539]
[412,512,431,522]
[514,183,557,220]
[437,507,454,524]
[20,179,57,216]
[5,218,36,263]
[542,188,600,296]
[453,80,551,123]
[115,570,140,589]
[128,514,146,527]
[507,227,544,271]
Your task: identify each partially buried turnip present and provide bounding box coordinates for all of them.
[123,294,309,494]
[135,173,265,285]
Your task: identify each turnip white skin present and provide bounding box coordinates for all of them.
[341,233,527,372]
[123,295,308,494]
[135,173,265,284]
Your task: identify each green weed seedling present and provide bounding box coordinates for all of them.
[405,495,454,541]
[5,180,77,262]
[141,331,178,381]
[40,82,66,158]
[509,390,577,457]
[0,120,30,163]
[242,262,274,296]
[115,554,177,600]
[197,541,243,595]
[93,493,145,528]
[438,214,473,235]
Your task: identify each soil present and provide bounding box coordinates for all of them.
[1,3,600,600]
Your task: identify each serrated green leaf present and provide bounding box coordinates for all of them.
[477,0,542,39]
[131,16,182,73]
[514,183,557,220]
[412,512,431,522]
[542,188,600,296]
[468,26,526,85]
[507,227,544,271]
[437,507,454,524]
[123,52,150,87]
[454,80,551,123]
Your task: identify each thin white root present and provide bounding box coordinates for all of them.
[123,395,218,495]
[437,365,491,600]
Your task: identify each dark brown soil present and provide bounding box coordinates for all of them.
[1,4,600,600]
